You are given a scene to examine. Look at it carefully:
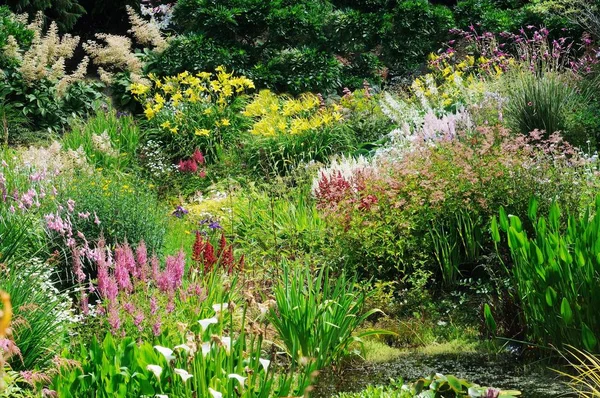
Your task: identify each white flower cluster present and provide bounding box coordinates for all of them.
[19,141,92,176]
[91,130,119,158]
[140,140,177,178]
[9,258,78,326]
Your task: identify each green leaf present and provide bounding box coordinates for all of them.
[527,197,539,221]
[545,287,556,307]
[446,375,463,392]
[583,323,598,351]
[560,298,573,325]
[484,304,497,335]
[491,217,500,243]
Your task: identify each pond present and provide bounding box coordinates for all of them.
[313,351,574,397]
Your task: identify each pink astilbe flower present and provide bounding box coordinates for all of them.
[114,257,133,292]
[136,241,148,281]
[72,247,86,283]
[108,308,121,331]
[150,296,158,315]
[115,243,138,279]
[152,319,162,336]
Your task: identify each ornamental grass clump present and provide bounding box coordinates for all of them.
[268,260,386,370]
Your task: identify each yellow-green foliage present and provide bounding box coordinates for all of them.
[243,90,343,136]
[411,52,510,112]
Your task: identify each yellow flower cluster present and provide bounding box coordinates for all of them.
[411,52,510,111]
[132,67,254,136]
[244,90,343,136]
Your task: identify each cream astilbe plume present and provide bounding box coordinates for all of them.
[3,36,21,61]
[126,5,169,52]
[18,18,81,85]
[83,34,143,84]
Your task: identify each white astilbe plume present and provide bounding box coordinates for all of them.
[126,5,169,52]
[84,7,169,84]
[374,108,473,164]
[311,155,372,197]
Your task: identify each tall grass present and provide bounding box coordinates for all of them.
[269,260,386,370]
[62,107,141,171]
[558,346,600,397]
[505,71,578,136]
[0,260,71,370]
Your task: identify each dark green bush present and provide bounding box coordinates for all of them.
[251,48,343,95]
[148,34,251,77]
[4,0,84,31]
[380,0,455,75]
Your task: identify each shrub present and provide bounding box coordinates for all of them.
[317,126,598,284]
[147,34,251,77]
[492,196,600,352]
[251,47,343,95]
[380,0,455,75]
[4,0,85,31]
[50,171,167,256]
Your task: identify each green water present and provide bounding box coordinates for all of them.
[313,352,574,397]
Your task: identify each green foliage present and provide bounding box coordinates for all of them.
[5,0,84,31]
[380,0,455,75]
[242,124,355,177]
[0,69,103,133]
[0,260,71,370]
[62,107,142,172]
[55,172,167,253]
[504,71,579,138]
[268,261,386,370]
[232,186,327,261]
[165,0,456,92]
[334,375,521,397]
[492,196,600,352]
[324,127,595,284]
[251,48,342,95]
[148,34,251,77]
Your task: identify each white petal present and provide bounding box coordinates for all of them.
[208,388,223,398]
[146,364,162,379]
[156,395,168,398]
[154,345,175,362]
[198,317,219,331]
[228,373,246,385]
[201,342,211,357]
[212,303,229,312]
[174,344,191,352]
[221,336,231,353]
[174,368,193,382]
[259,358,270,372]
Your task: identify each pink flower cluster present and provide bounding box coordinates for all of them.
[178,149,207,177]
[93,239,198,337]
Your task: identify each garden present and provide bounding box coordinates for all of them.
[2,0,600,396]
